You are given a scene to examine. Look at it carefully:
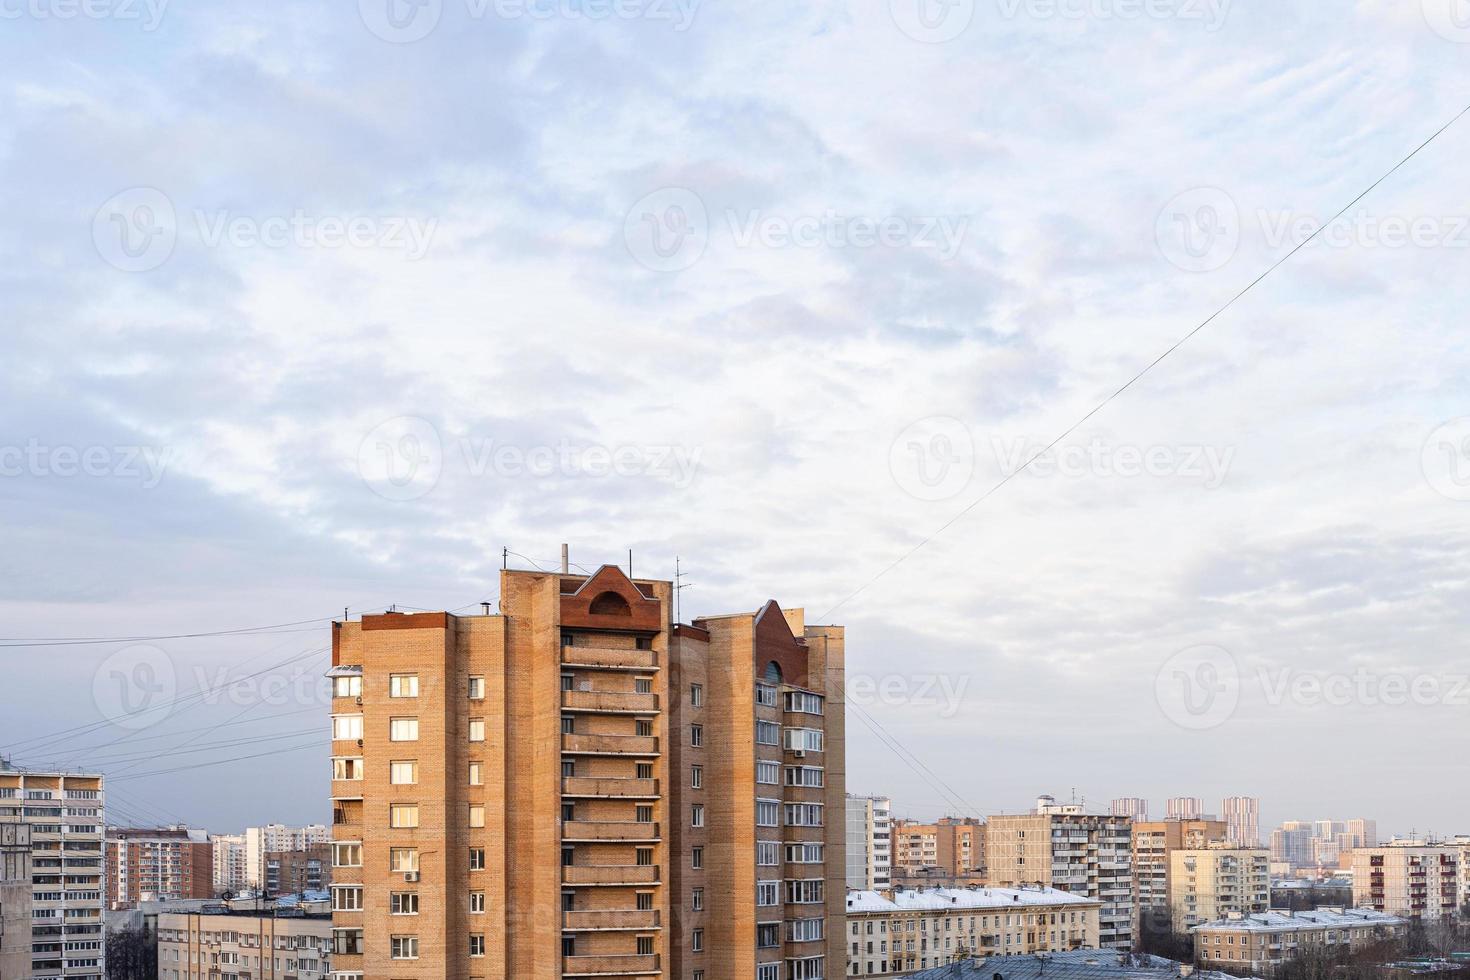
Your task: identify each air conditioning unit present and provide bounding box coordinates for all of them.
[355,696,363,706]
[404,871,420,883]
[792,749,806,759]
[578,681,592,692]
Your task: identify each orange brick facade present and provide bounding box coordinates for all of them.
[327,564,845,980]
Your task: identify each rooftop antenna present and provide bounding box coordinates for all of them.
[628,548,633,579]
[502,546,508,571]
[674,556,693,624]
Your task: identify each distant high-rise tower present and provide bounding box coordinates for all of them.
[1344,818,1378,848]
[1166,797,1204,821]
[846,795,892,890]
[1221,797,1260,847]
[1111,798,1149,821]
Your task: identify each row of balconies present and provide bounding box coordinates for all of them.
[561,645,659,671]
[562,777,659,799]
[562,690,659,714]
[564,953,661,976]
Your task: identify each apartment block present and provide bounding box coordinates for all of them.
[985,798,1133,949]
[1167,847,1270,933]
[265,843,332,896]
[1344,819,1378,849]
[246,825,330,889]
[1110,799,1148,822]
[0,823,32,980]
[105,826,214,909]
[212,834,249,895]
[890,819,985,889]
[1270,823,1313,870]
[1351,843,1460,920]
[1165,798,1203,821]
[157,907,333,980]
[846,796,892,891]
[844,886,1100,977]
[1193,909,1406,975]
[326,563,846,980]
[1220,798,1259,847]
[0,763,105,980]
[1129,819,1227,936]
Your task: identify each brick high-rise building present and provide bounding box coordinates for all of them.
[266,842,332,896]
[0,763,105,980]
[105,825,214,909]
[326,563,846,980]
[890,818,985,888]
[986,798,1133,950]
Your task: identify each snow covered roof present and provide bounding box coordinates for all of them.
[847,886,1102,915]
[1192,908,1406,933]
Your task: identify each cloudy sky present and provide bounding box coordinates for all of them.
[2,0,1468,839]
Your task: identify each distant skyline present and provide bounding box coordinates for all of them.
[3,1,1470,834]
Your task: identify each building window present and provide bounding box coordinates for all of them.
[333,675,362,698]
[561,716,575,735]
[784,802,823,827]
[756,840,779,866]
[757,880,778,906]
[690,929,704,952]
[469,848,486,871]
[757,966,780,980]
[636,848,653,866]
[785,766,825,787]
[470,891,485,913]
[390,760,418,785]
[469,805,486,829]
[469,934,485,957]
[331,886,363,912]
[390,804,419,829]
[691,846,703,870]
[691,765,702,789]
[688,887,703,911]
[756,721,779,745]
[757,922,780,948]
[782,728,824,752]
[690,684,703,707]
[389,848,418,873]
[785,690,824,714]
[390,936,418,960]
[332,842,362,868]
[331,715,363,740]
[756,760,779,784]
[636,719,653,736]
[389,718,419,742]
[691,804,705,828]
[635,677,653,693]
[756,799,779,827]
[562,673,575,691]
[469,719,486,742]
[332,757,364,781]
[469,762,483,786]
[389,674,419,698]
[690,724,703,747]
[468,675,485,699]
[756,683,778,707]
[390,892,419,915]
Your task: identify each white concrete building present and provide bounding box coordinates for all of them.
[847,794,893,891]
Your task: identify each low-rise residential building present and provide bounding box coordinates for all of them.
[844,886,1101,977]
[897,947,1220,980]
[156,906,332,980]
[1168,847,1270,933]
[1192,908,1407,975]
[848,795,894,891]
[1131,819,1228,936]
[987,798,1134,950]
[105,826,214,910]
[1351,843,1461,921]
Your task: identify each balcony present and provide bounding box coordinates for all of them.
[562,645,658,671]
[563,865,661,887]
[564,954,661,976]
[562,690,660,714]
[562,909,662,931]
[562,734,660,756]
[563,778,660,799]
[563,821,661,842]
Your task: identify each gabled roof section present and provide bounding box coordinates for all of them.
[754,598,808,687]
[560,564,663,632]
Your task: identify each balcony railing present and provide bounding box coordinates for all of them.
[563,821,661,842]
[562,777,660,799]
[564,953,661,976]
[562,734,660,756]
[562,690,660,714]
[562,646,658,671]
[562,864,661,887]
[562,909,662,931]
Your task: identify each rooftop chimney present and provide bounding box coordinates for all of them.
[561,544,569,573]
